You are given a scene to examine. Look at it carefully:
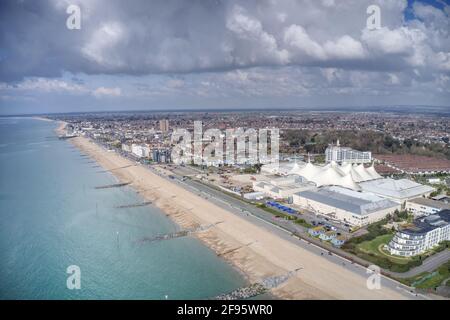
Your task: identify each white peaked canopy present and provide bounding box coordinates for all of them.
[355,164,374,181]
[314,166,345,187]
[291,162,381,190]
[349,165,365,182]
[367,163,382,180]
[340,173,362,190]
[288,161,301,175]
[296,162,322,181]
[339,162,353,175]
[268,160,382,191]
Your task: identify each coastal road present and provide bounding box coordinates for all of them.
[148,167,429,300]
[388,250,450,278]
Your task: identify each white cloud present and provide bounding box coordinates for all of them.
[92,86,122,97]
[283,25,326,61]
[0,78,86,93]
[82,22,126,68]
[226,5,289,65]
[324,36,365,60]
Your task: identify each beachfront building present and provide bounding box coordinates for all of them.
[325,140,372,164]
[359,178,435,204]
[406,197,450,217]
[331,236,346,247]
[152,149,171,163]
[121,143,132,153]
[308,226,325,237]
[386,210,450,257]
[293,186,401,227]
[319,231,337,241]
[252,175,316,200]
[131,144,150,158]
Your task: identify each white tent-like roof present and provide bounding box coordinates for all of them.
[367,164,382,180]
[261,159,383,191]
[288,161,301,175]
[340,173,362,191]
[295,162,322,181]
[314,166,345,187]
[354,164,374,182]
[339,162,353,175]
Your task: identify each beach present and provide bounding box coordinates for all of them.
[63,130,413,300]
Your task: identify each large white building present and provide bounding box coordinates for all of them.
[131,144,150,158]
[253,175,315,200]
[387,210,450,257]
[325,141,372,164]
[293,186,400,227]
[359,178,435,204]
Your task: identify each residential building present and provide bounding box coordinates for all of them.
[406,197,450,217]
[159,119,169,132]
[387,210,450,257]
[325,140,372,164]
[319,231,337,241]
[308,226,325,237]
[331,236,346,247]
[152,149,171,163]
[121,143,132,153]
[131,144,150,158]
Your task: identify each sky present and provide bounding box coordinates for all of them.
[0,0,449,115]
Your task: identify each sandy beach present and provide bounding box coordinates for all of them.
[64,132,413,300]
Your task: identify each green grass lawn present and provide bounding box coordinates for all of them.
[356,234,413,265]
[400,261,450,289]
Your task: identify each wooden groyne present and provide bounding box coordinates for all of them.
[115,201,152,209]
[136,222,223,244]
[97,165,136,173]
[95,182,131,189]
[58,135,77,140]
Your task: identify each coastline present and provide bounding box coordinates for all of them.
[55,121,67,135]
[62,130,411,300]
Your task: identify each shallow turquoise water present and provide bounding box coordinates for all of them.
[0,117,246,299]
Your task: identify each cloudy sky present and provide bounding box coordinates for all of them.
[0,0,449,115]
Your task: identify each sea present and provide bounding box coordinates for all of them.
[0,117,247,299]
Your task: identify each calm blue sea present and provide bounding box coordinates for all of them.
[0,117,246,299]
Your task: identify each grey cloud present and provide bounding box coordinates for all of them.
[1,0,449,82]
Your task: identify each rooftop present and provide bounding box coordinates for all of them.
[359,178,434,200]
[296,186,399,216]
[408,197,450,210]
[401,210,450,235]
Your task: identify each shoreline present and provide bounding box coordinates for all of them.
[64,132,412,300]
